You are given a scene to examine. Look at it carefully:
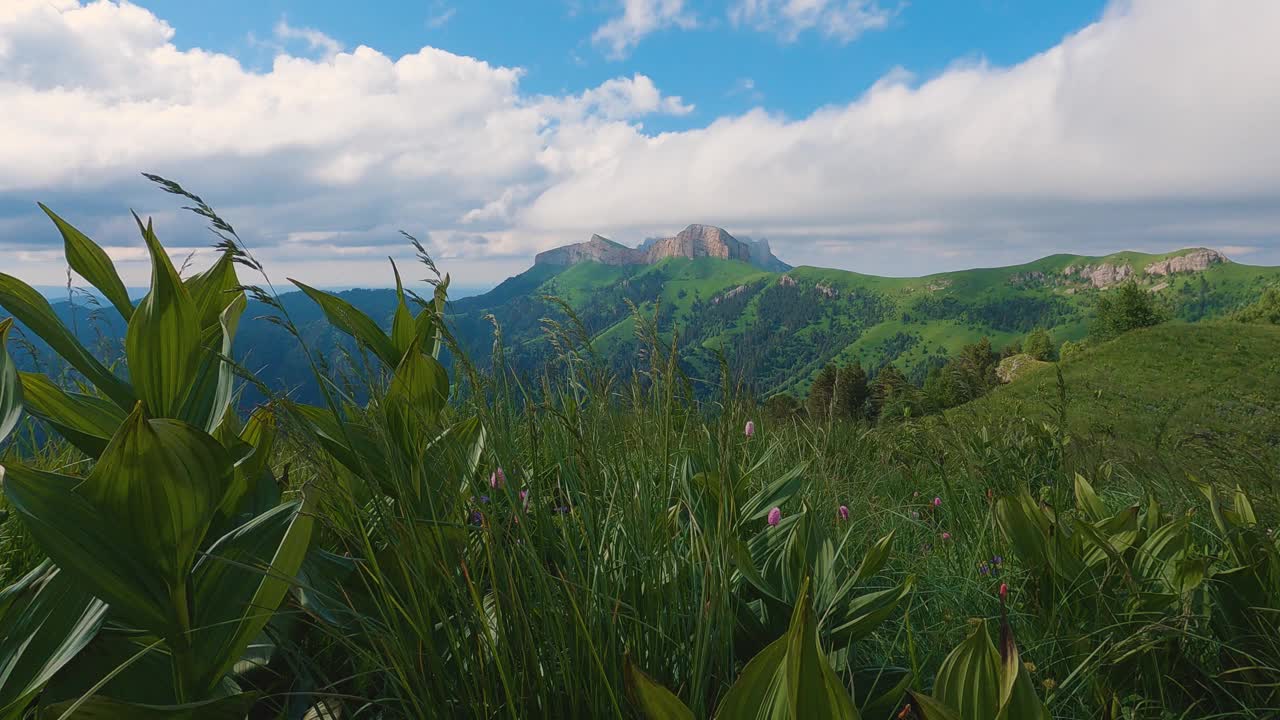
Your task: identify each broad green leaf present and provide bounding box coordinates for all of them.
[0,274,134,409]
[183,251,240,332]
[413,308,439,359]
[731,538,784,604]
[743,463,806,521]
[292,403,387,481]
[1229,486,1258,527]
[37,628,177,708]
[853,666,912,720]
[2,464,172,633]
[1073,473,1106,522]
[0,562,109,720]
[386,345,449,419]
[189,496,314,695]
[0,319,21,444]
[389,260,417,355]
[904,691,962,720]
[1134,517,1189,587]
[82,407,233,598]
[295,549,357,627]
[711,635,788,720]
[42,692,259,719]
[19,372,126,458]
[844,530,896,595]
[290,280,399,368]
[210,406,279,534]
[933,619,1001,720]
[828,577,914,646]
[39,203,134,322]
[126,220,202,417]
[785,579,860,720]
[995,617,1049,720]
[177,293,245,432]
[623,653,694,720]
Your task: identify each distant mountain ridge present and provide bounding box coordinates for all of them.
[10,244,1276,409]
[534,224,791,272]
[452,244,1280,398]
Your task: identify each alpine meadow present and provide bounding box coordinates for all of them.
[2,2,1280,719]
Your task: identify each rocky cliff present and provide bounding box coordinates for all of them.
[534,224,790,271]
[1044,248,1231,289]
[1144,248,1227,276]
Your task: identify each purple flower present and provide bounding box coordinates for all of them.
[469,510,484,526]
[941,531,952,541]
[554,505,570,515]
[992,555,1004,566]
[933,496,942,508]
[745,420,756,438]
[767,507,782,527]
[479,495,490,504]
[837,505,849,521]
[490,467,505,489]
[979,562,990,576]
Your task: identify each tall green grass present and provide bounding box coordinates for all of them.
[0,181,1277,719]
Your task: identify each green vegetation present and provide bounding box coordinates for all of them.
[1090,281,1167,341]
[451,245,1280,401]
[1,185,1278,719]
[1232,286,1280,324]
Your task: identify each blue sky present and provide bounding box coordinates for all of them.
[2,1,1278,290]
[134,0,1107,135]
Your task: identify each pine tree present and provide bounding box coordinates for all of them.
[832,361,869,420]
[807,364,838,419]
[1092,281,1166,340]
[1024,327,1053,360]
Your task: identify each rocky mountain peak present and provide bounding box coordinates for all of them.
[534,224,790,271]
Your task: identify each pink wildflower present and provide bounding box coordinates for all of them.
[941,531,952,541]
[490,467,505,489]
[838,505,849,521]
[933,496,942,507]
[767,507,782,527]
[745,420,756,438]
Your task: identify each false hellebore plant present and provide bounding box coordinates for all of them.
[0,198,312,717]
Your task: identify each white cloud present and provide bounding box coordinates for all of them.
[273,18,343,59]
[592,0,697,59]
[728,77,764,103]
[729,0,893,43]
[426,3,455,29]
[2,0,1280,288]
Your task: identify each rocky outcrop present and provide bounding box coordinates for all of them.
[641,224,752,264]
[535,224,790,271]
[815,282,838,299]
[996,354,1051,384]
[1063,262,1134,288]
[534,235,637,266]
[1008,271,1046,287]
[778,274,798,288]
[1144,249,1227,276]
[712,284,749,304]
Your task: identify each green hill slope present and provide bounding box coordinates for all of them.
[953,322,1280,455]
[449,248,1280,396]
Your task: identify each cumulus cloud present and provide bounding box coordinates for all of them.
[592,0,697,59]
[728,0,893,43]
[272,18,343,59]
[2,0,1280,288]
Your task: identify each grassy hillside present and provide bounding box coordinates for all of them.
[956,322,1280,465]
[450,248,1280,397]
[5,214,1280,720]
